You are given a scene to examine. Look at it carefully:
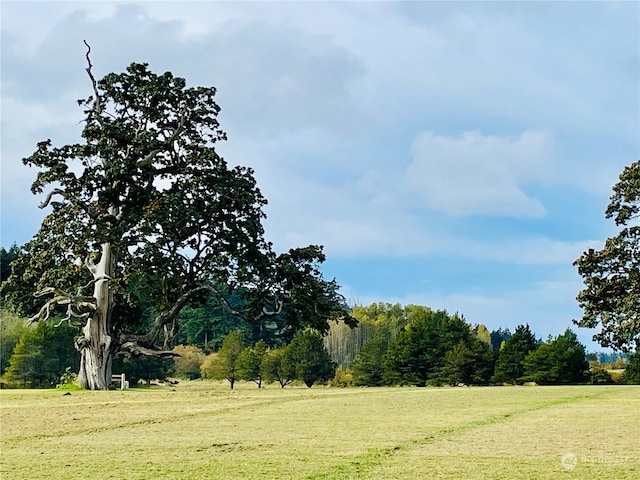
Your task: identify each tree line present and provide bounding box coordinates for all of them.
[3,302,639,389]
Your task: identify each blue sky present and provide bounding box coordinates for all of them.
[1,1,638,351]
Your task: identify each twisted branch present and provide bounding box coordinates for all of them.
[29,288,96,325]
[38,188,67,209]
[84,40,103,121]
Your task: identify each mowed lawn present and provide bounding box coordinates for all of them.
[0,384,638,479]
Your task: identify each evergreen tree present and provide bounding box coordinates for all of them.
[439,337,495,386]
[383,308,471,386]
[285,329,335,387]
[491,324,538,385]
[351,334,389,386]
[622,352,640,384]
[521,329,589,384]
[490,327,512,351]
[4,320,79,387]
[0,310,29,376]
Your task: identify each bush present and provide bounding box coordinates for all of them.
[330,367,352,387]
[172,345,205,380]
[589,365,614,384]
[622,352,640,384]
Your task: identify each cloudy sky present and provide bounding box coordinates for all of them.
[1,1,638,350]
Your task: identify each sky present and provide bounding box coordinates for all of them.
[1,1,639,351]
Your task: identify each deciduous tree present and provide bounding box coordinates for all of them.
[574,160,640,351]
[260,347,295,388]
[200,330,243,388]
[1,47,352,389]
[236,339,267,388]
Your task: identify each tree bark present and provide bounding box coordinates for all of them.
[76,243,115,389]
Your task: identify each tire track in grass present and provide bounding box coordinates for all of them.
[307,389,613,480]
[3,394,312,443]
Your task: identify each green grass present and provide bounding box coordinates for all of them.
[1,383,638,479]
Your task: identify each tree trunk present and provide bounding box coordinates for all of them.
[76,243,115,390]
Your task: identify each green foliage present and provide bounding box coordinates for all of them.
[574,160,640,351]
[2,59,352,389]
[172,345,205,380]
[351,302,407,338]
[474,324,492,346]
[57,367,81,390]
[112,355,173,386]
[351,334,389,386]
[284,329,335,387]
[439,337,495,386]
[589,365,614,385]
[622,351,640,384]
[329,367,352,387]
[199,330,244,388]
[3,320,79,387]
[520,329,589,385]
[0,310,29,376]
[382,308,471,386]
[0,244,19,290]
[260,347,296,388]
[491,324,538,385]
[490,327,511,351]
[236,339,267,387]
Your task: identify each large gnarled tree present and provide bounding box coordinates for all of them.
[3,45,353,389]
[574,160,640,352]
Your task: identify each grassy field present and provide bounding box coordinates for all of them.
[1,383,638,479]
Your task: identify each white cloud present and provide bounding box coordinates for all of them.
[457,237,603,266]
[407,130,554,217]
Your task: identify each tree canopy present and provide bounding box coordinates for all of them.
[1,47,352,389]
[574,160,640,352]
[491,324,538,385]
[520,329,588,385]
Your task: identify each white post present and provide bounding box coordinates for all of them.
[120,373,126,390]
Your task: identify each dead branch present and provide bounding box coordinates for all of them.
[119,341,181,360]
[83,40,103,121]
[29,287,96,324]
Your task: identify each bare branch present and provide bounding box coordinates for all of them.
[119,341,181,360]
[137,108,187,167]
[137,148,162,167]
[262,300,283,317]
[38,188,67,209]
[83,40,102,120]
[29,286,96,325]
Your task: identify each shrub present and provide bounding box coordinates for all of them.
[172,345,205,380]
